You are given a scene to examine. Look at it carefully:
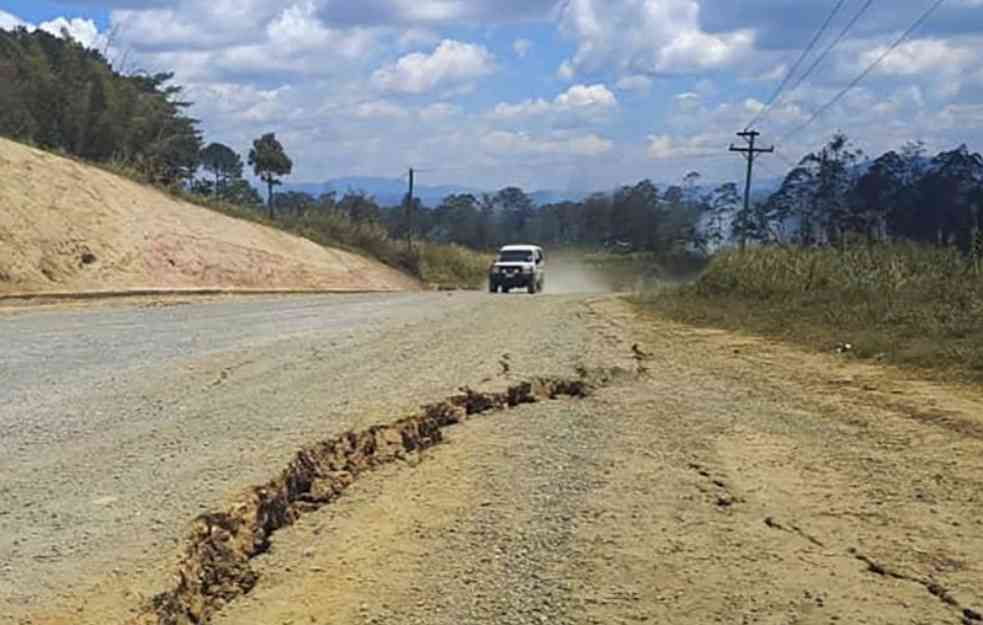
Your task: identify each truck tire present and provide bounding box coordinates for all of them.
[527,281,537,294]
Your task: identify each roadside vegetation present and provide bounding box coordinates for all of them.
[641,244,983,381]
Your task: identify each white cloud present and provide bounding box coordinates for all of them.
[481,130,613,156]
[354,99,409,119]
[675,92,702,112]
[398,28,440,48]
[419,102,460,121]
[615,75,653,92]
[372,39,496,95]
[647,134,719,159]
[490,84,618,120]
[939,104,983,128]
[555,83,617,109]
[189,83,295,124]
[0,11,104,50]
[557,60,576,81]
[860,38,976,78]
[557,0,754,78]
[0,10,27,31]
[513,38,533,58]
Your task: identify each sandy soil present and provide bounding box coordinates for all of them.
[0,138,416,294]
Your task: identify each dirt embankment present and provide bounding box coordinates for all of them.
[0,138,417,295]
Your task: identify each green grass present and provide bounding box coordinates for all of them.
[416,243,494,290]
[638,244,983,382]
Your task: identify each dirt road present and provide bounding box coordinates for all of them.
[3,293,982,625]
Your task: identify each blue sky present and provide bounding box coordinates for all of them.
[3,0,983,192]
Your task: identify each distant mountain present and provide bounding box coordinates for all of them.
[281,177,482,208]
[529,190,592,205]
[282,177,594,207]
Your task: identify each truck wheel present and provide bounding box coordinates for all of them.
[489,282,498,293]
[527,281,537,294]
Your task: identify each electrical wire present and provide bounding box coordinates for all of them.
[779,0,948,143]
[745,0,850,130]
[760,0,875,129]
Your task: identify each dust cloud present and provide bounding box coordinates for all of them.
[544,253,647,295]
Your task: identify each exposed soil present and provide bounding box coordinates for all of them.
[6,294,983,625]
[0,138,416,294]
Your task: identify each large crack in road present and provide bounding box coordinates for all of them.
[143,375,603,625]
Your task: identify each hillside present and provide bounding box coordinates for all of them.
[0,139,418,295]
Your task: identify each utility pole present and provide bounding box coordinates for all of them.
[406,167,415,252]
[730,130,774,249]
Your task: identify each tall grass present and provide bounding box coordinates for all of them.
[641,243,983,380]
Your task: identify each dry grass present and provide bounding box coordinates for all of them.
[638,244,983,381]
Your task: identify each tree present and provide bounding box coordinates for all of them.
[248,133,293,218]
[495,187,535,240]
[200,142,244,197]
[438,193,481,247]
[799,133,863,244]
[701,182,740,251]
[0,29,202,183]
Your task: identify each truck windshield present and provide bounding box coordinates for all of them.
[499,251,535,263]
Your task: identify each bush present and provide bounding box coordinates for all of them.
[417,243,493,289]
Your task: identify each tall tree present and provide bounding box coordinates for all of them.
[248,133,293,218]
[200,142,244,197]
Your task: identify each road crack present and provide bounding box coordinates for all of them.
[763,516,826,548]
[138,372,611,625]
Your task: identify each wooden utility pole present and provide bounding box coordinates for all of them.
[730,130,774,249]
[406,167,415,252]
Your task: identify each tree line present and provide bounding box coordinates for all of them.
[0,27,293,215]
[745,135,983,253]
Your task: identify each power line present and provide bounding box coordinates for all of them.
[745,0,850,130]
[761,0,875,129]
[779,0,948,143]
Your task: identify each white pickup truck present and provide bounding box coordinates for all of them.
[488,245,545,294]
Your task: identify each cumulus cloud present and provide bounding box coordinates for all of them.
[0,10,27,31]
[490,84,618,120]
[481,130,614,156]
[557,0,754,78]
[372,39,496,95]
[0,10,104,50]
[856,37,978,88]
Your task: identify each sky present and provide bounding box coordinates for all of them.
[2,0,983,192]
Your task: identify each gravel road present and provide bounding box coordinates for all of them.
[4,293,983,625]
[0,291,621,625]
